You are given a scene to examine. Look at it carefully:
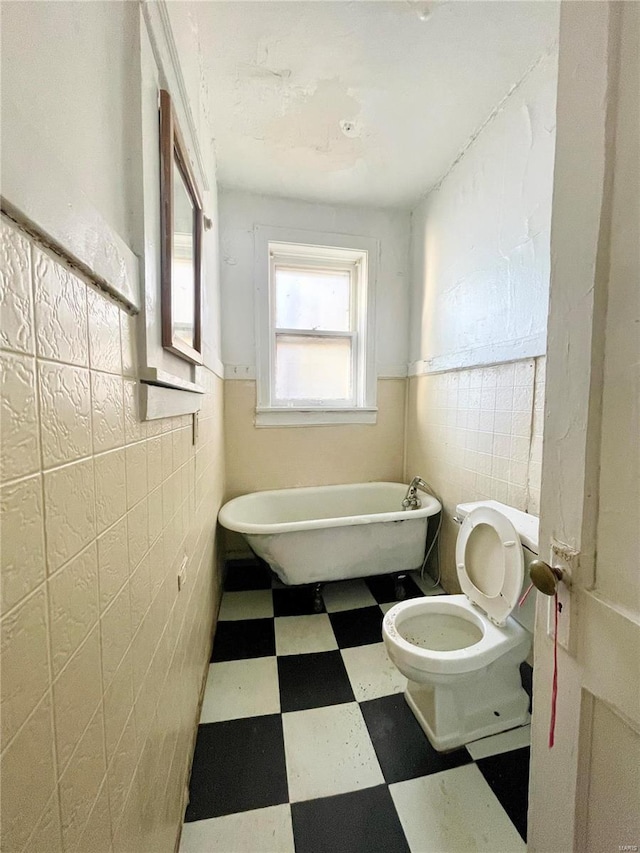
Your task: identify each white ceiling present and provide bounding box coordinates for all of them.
[192,1,559,208]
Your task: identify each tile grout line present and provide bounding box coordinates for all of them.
[26,237,65,849]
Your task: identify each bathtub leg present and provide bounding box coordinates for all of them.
[313,583,324,613]
[394,574,407,601]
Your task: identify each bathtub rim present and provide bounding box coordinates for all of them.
[218,481,442,536]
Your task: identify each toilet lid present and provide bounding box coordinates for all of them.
[455,506,524,627]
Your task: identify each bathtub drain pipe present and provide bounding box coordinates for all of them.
[416,479,443,589]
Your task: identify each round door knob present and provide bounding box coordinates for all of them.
[529,560,564,596]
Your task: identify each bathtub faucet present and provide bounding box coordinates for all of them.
[402,476,430,510]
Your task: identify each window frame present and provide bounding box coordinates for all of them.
[159,88,204,366]
[254,226,378,427]
[270,251,360,408]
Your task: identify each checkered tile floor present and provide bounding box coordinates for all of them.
[180,560,531,853]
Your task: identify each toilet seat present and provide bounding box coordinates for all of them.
[383,595,530,674]
[456,506,524,626]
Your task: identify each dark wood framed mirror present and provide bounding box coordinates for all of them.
[159,89,203,365]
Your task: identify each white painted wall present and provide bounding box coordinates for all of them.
[409,49,558,373]
[1,1,140,248]
[0,1,142,307]
[219,189,410,377]
[1,1,223,377]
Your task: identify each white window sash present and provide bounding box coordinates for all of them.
[254,226,378,422]
[269,254,360,408]
[273,258,357,274]
[272,327,357,405]
[273,329,355,339]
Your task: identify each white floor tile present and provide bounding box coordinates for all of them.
[179,804,294,853]
[218,589,273,622]
[341,643,407,701]
[322,579,377,612]
[466,724,531,761]
[199,658,280,723]
[380,602,397,615]
[218,589,274,621]
[410,570,444,596]
[275,614,338,656]
[282,703,384,802]
[390,764,526,853]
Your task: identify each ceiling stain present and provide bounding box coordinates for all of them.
[197,1,560,205]
[264,78,364,173]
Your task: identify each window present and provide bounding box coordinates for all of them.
[255,228,377,426]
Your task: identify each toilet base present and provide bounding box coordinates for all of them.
[404,657,530,752]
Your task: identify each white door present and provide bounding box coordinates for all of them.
[528,3,640,852]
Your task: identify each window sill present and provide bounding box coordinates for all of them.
[255,407,378,427]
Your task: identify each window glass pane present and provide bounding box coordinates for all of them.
[275,335,352,401]
[275,267,351,331]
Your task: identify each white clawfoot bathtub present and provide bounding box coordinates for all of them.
[218,482,441,586]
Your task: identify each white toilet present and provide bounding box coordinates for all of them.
[383,500,538,752]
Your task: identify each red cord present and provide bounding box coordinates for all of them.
[518,582,534,608]
[549,591,558,748]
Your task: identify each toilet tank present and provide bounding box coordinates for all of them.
[455,500,538,633]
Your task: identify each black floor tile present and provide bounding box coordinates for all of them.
[184,715,288,820]
[520,661,533,711]
[329,606,384,648]
[224,560,273,591]
[291,785,410,853]
[278,650,354,712]
[360,693,472,784]
[211,618,275,662]
[273,585,325,616]
[365,573,424,604]
[476,746,531,841]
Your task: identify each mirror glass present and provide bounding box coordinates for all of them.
[171,159,196,350]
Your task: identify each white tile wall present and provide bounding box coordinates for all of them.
[0,216,225,853]
[33,247,89,366]
[38,361,92,467]
[406,358,546,590]
[0,474,46,614]
[0,351,40,481]
[0,222,34,354]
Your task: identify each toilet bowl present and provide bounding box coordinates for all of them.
[383,501,536,751]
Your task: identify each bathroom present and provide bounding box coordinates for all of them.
[1,2,638,852]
